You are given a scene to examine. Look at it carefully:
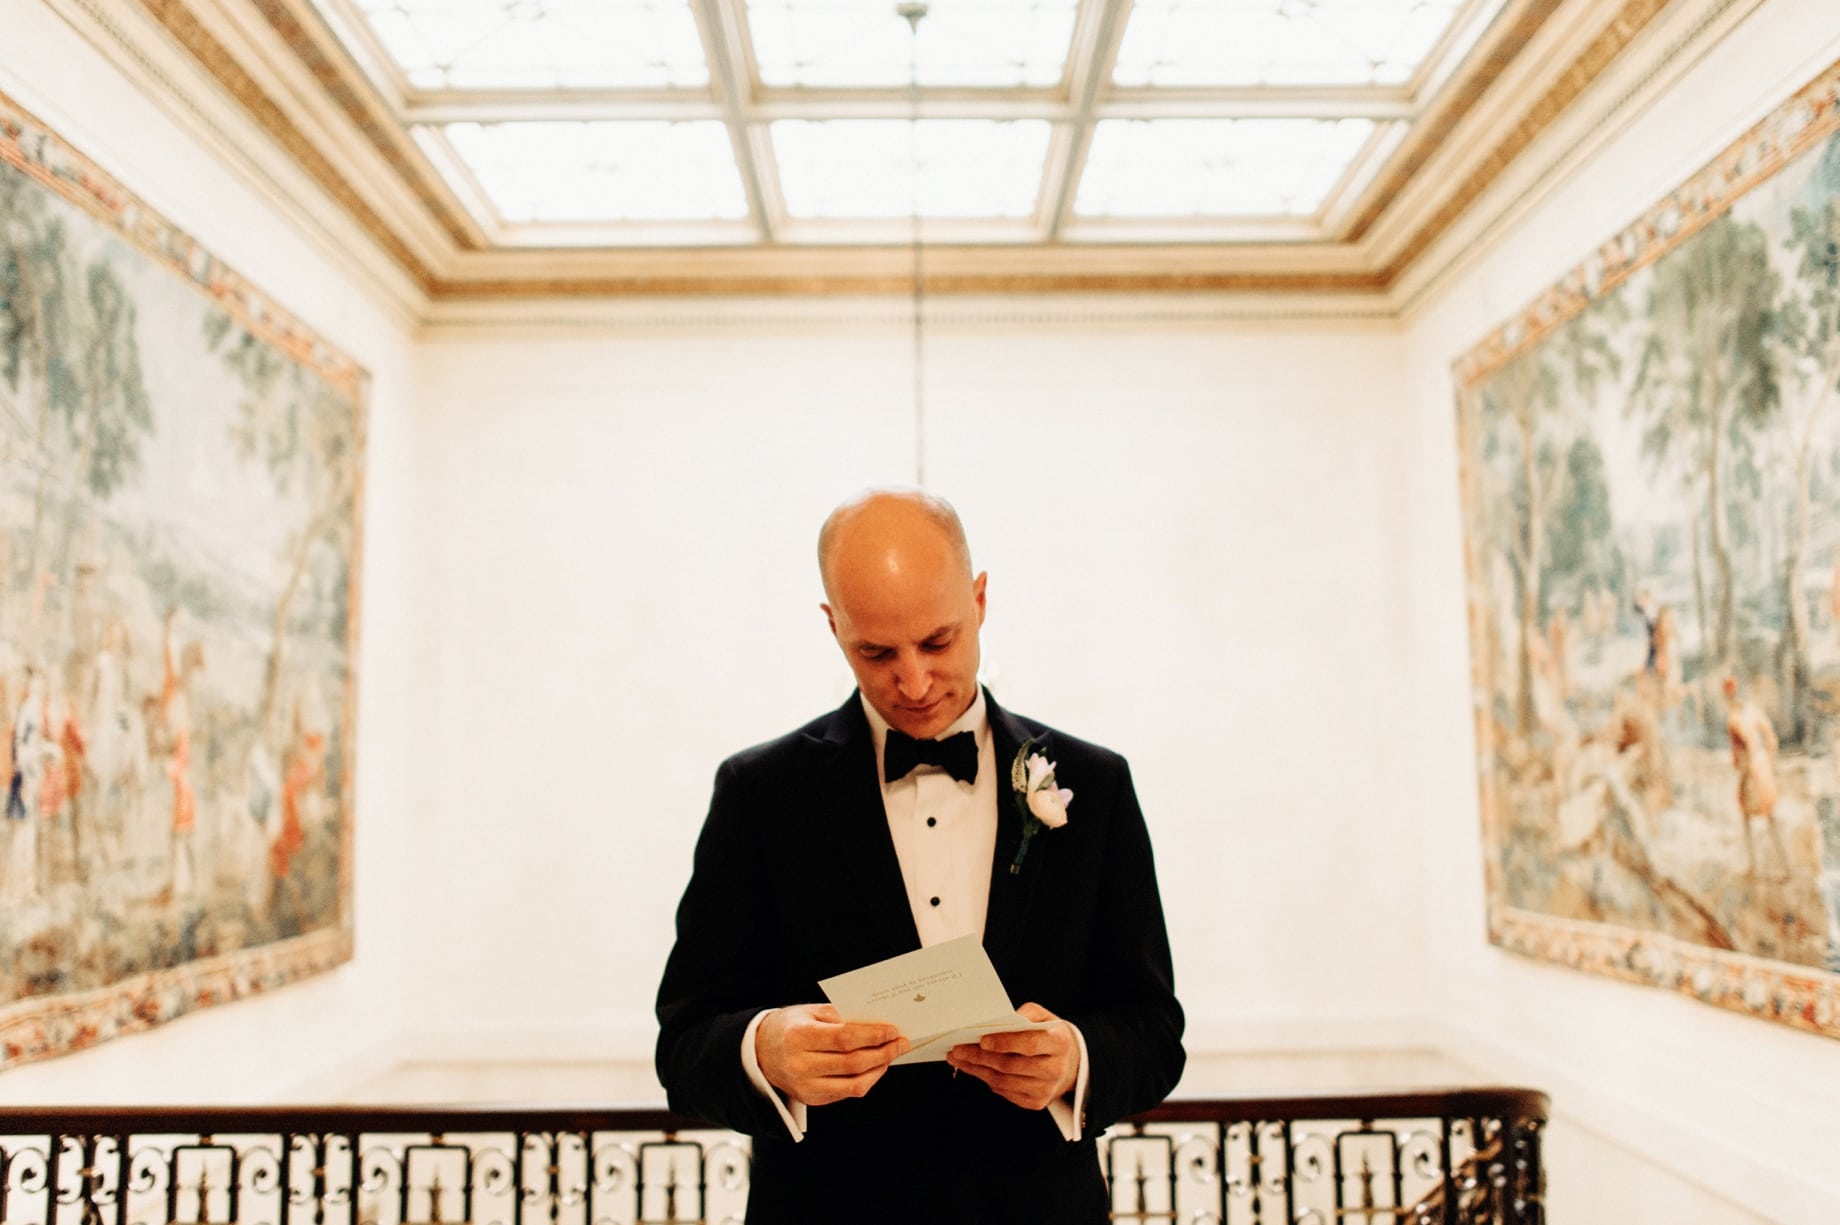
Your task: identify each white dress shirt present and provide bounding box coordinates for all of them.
[870,689,1001,945]
[741,691,1090,1142]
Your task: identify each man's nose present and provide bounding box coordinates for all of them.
[894,654,929,699]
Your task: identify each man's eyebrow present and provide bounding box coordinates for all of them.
[855,624,956,652]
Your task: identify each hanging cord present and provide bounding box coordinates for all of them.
[897,2,928,487]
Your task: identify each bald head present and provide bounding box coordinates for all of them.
[818,488,987,739]
[817,488,973,603]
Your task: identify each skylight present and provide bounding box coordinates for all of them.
[437,121,748,222]
[1075,118,1376,217]
[747,0,1078,89]
[773,120,1051,218]
[301,0,1516,247]
[349,0,709,90]
[1113,0,1464,88]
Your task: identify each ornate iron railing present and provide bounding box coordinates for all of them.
[0,1087,1544,1225]
[1109,1088,1546,1224]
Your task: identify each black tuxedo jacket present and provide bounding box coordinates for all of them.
[655,689,1185,1225]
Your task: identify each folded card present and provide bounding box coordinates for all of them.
[817,934,1050,1065]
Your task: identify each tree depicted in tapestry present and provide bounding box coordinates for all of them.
[1457,63,1840,1036]
[0,93,361,1065]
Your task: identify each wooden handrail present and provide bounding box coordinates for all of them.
[0,1085,1547,1132]
[1129,1085,1549,1125]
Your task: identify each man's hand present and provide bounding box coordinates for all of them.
[945,1002,1079,1111]
[756,1004,910,1106]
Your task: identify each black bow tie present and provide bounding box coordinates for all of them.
[883,728,978,785]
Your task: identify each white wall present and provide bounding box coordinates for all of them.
[407,312,1426,1069]
[1401,0,1840,1221]
[0,0,418,1102]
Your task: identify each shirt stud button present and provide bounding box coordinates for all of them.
[927,817,937,827]
[929,896,941,907]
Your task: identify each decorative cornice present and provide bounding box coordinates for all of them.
[417,292,1403,333]
[1379,0,1674,284]
[247,0,481,251]
[1343,0,1568,244]
[430,268,1391,301]
[132,0,436,290]
[1394,0,1764,317]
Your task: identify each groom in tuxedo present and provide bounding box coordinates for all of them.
[655,489,1184,1224]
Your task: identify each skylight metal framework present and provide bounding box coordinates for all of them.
[306,0,1515,248]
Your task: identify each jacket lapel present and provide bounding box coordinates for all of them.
[804,694,921,958]
[982,689,1047,989]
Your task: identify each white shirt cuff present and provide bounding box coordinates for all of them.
[741,1009,808,1141]
[1046,1022,1092,1141]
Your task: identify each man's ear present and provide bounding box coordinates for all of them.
[821,602,838,638]
[972,572,988,626]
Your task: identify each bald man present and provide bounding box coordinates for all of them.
[655,490,1184,1224]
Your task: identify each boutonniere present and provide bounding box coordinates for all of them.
[1009,738,1073,875]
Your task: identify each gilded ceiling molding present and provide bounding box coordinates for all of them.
[430,269,1389,300]
[1343,0,1567,244]
[418,292,1401,332]
[133,0,436,290]
[247,0,482,250]
[1379,0,1673,284]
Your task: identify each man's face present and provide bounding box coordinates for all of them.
[824,542,987,741]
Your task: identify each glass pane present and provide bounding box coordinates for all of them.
[344,0,708,90]
[772,119,1050,218]
[438,121,749,221]
[1074,118,1374,217]
[1114,0,1463,87]
[747,0,1076,88]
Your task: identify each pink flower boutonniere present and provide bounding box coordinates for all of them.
[1009,738,1072,875]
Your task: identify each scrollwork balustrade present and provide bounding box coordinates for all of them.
[0,1088,1544,1225]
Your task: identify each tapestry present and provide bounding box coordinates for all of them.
[0,91,362,1066]
[1456,59,1840,1036]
